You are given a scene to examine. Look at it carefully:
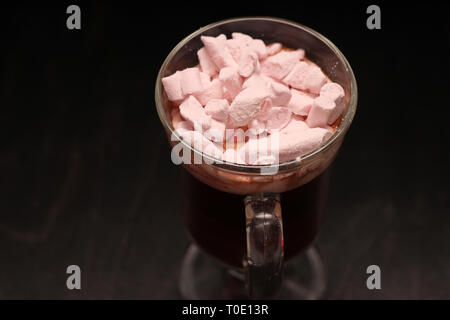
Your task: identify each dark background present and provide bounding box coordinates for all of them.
[0,1,449,299]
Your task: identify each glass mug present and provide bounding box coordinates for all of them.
[155,17,357,299]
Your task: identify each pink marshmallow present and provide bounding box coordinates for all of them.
[306,95,340,127]
[226,33,258,64]
[268,81,292,106]
[250,39,268,60]
[177,128,203,145]
[171,108,194,132]
[238,48,260,78]
[179,130,223,160]
[320,82,345,120]
[219,67,243,99]
[280,116,309,135]
[228,86,269,126]
[171,108,182,126]
[204,118,226,142]
[239,135,276,165]
[320,82,344,99]
[172,108,194,134]
[180,67,203,95]
[261,50,305,80]
[299,65,327,94]
[179,95,211,130]
[203,141,224,160]
[266,42,282,56]
[223,128,247,146]
[237,136,258,164]
[216,34,227,42]
[175,120,194,132]
[283,61,327,94]
[277,127,332,162]
[265,106,292,130]
[199,71,211,87]
[222,87,234,103]
[201,36,238,69]
[197,47,218,77]
[306,82,345,127]
[162,71,185,102]
[288,89,314,116]
[194,78,223,106]
[242,73,267,90]
[225,39,243,62]
[248,118,267,135]
[231,32,253,45]
[256,98,272,121]
[204,98,229,122]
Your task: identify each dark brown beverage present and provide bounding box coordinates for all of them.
[180,166,331,269]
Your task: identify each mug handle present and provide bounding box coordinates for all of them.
[243,193,283,299]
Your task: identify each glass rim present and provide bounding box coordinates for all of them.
[155,16,358,174]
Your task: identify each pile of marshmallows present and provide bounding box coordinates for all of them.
[162,33,345,165]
